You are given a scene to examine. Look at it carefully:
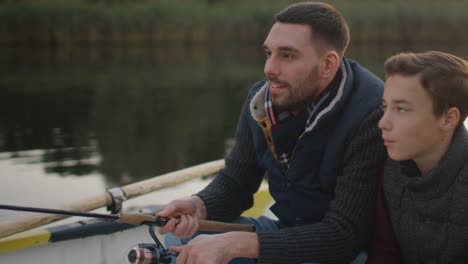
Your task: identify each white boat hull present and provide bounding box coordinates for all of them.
[1,224,158,264]
[0,179,272,264]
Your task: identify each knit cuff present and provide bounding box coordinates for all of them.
[196,189,231,221]
[256,231,290,264]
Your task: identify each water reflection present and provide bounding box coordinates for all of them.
[1,44,467,190]
[0,150,105,221]
[0,45,264,188]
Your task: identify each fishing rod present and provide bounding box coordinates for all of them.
[0,204,118,220]
[0,204,255,232]
[0,204,166,226]
[0,204,255,264]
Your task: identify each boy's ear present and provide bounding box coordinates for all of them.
[440,107,460,131]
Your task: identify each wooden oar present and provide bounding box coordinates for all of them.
[0,159,225,239]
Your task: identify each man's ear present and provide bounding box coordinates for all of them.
[321,50,340,80]
[440,107,460,131]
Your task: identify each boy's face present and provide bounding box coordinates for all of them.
[379,74,447,164]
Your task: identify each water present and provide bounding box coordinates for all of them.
[0,45,264,221]
[1,44,467,221]
[0,150,105,220]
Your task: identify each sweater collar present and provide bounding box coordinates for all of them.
[391,125,468,198]
[249,60,348,133]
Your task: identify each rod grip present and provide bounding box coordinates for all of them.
[119,214,255,232]
[119,214,158,225]
[199,220,255,232]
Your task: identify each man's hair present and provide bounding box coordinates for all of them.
[275,1,350,57]
[384,51,468,122]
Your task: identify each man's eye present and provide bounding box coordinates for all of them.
[282,53,293,60]
[397,107,408,112]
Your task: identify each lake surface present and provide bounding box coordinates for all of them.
[1,44,467,221]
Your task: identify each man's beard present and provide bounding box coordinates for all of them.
[269,67,320,113]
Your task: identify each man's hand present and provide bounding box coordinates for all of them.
[171,232,259,264]
[156,196,207,238]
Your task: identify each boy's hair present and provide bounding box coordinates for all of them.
[275,2,350,57]
[384,51,468,122]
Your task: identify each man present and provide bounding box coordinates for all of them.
[157,2,386,263]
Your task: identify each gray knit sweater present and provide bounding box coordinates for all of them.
[384,126,468,263]
[197,98,386,263]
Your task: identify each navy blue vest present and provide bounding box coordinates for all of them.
[247,59,383,227]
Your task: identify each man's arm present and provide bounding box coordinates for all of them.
[197,87,265,222]
[257,108,386,264]
[170,231,259,263]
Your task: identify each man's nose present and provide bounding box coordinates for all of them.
[264,57,280,78]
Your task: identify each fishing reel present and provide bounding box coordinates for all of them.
[125,225,177,264]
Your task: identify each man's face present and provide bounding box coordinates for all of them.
[378,74,446,164]
[263,22,324,113]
